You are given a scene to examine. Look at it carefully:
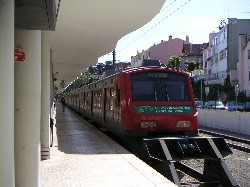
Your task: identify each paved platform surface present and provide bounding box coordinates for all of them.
[40,104,176,187]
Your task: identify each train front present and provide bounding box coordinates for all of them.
[120,67,198,137]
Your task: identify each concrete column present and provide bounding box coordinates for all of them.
[41,31,51,160]
[0,0,15,186]
[14,30,41,187]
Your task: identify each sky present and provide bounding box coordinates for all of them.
[98,0,250,63]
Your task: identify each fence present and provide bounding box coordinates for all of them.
[197,109,250,136]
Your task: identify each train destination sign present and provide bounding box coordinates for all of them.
[134,106,193,113]
[147,72,170,79]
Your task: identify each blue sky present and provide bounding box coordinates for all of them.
[99,0,250,63]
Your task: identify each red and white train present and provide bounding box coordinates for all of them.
[63,62,198,139]
[62,61,241,187]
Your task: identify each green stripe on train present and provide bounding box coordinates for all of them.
[134,106,193,113]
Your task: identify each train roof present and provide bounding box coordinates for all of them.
[122,66,189,75]
[64,66,190,95]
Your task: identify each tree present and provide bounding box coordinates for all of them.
[87,66,96,74]
[104,61,114,70]
[96,63,105,75]
[185,61,197,72]
[167,56,182,69]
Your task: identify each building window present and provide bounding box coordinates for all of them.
[220,32,224,42]
[248,49,250,59]
[249,71,250,81]
[215,53,218,63]
[197,57,201,64]
[215,36,218,45]
[219,50,223,60]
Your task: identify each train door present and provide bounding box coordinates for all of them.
[91,91,94,117]
[114,84,121,128]
[79,92,81,112]
[83,92,86,114]
[77,93,80,111]
[110,88,114,125]
[103,88,107,124]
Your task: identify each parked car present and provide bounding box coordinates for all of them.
[243,102,250,112]
[225,101,244,111]
[204,101,226,110]
[195,101,203,108]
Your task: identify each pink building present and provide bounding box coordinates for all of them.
[149,35,190,64]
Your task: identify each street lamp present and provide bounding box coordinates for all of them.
[200,70,203,106]
[200,79,202,105]
[235,85,239,112]
[205,86,209,101]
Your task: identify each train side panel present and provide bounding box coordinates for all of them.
[100,74,122,132]
[92,82,105,125]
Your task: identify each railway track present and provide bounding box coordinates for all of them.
[199,129,250,153]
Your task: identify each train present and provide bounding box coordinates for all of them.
[63,60,198,141]
[62,60,240,186]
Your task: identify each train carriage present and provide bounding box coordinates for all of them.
[64,65,198,138]
[65,88,79,110]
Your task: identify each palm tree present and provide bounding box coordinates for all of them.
[167,56,182,69]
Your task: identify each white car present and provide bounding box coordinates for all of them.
[225,101,244,111]
[204,101,226,110]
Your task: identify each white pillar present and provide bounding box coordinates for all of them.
[41,31,51,160]
[14,30,41,187]
[0,0,15,186]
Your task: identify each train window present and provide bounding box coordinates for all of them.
[132,80,155,101]
[117,90,121,106]
[98,97,101,107]
[98,90,101,107]
[110,88,114,110]
[84,93,86,105]
[116,85,121,107]
[131,72,189,101]
[110,88,114,97]
[81,93,84,104]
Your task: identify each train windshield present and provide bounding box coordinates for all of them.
[131,71,190,101]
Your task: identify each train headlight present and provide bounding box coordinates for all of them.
[140,121,157,128]
[176,121,191,128]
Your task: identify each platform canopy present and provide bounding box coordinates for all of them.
[15,0,164,93]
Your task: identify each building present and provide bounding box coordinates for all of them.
[115,61,131,70]
[181,42,209,70]
[131,50,150,67]
[202,33,216,75]
[238,34,250,95]
[204,18,250,87]
[149,35,190,65]
[131,35,208,70]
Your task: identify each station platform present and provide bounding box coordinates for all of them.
[40,103,176,187]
